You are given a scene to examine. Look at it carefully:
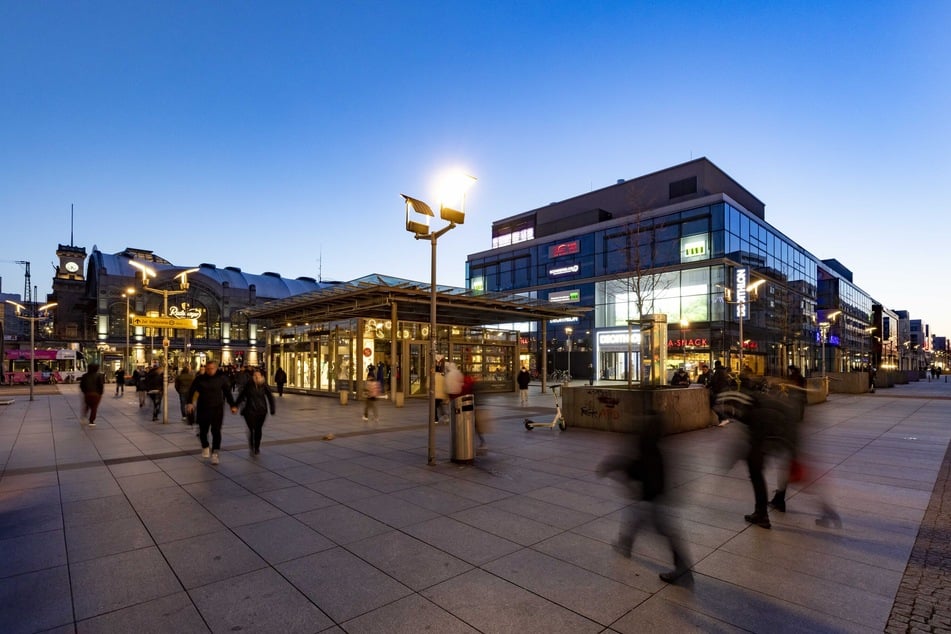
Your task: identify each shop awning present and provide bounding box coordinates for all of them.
[240,273,589,327]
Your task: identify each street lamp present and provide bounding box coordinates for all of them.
[403,172,477,466]
[717,275,764,372]
[130,262,198,424]
[5,300,57,401]
[122,287,135,375]
[564,326,573,381]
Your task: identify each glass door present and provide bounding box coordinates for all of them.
[408,342,429,396]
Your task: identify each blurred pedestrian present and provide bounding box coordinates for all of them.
[274,366,287,397]
[175,366,195,423]
[670,367,690,387]
[233,368,275,456]
[434,365,448,423]
[186,360,236,465]
[132,366,147,407]
[517,366,531,405]
[145,365,164,422]
[597,409,692,584]
[79,363,105,427]
[114,367,126,397]
[695,363,711,388]
[709,360,732,423]
[362,366,380,422]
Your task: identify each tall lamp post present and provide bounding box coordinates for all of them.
[564,326,573,381]
[403,173,477,466]
[718,275,764,372]
[5,300,57,402]
[130,262,198,424]
[122,287,135,375]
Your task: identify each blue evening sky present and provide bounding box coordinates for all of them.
[2,2,949,338]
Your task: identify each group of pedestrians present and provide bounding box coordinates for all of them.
[80,360,279,466]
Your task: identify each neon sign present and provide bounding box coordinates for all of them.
[549,290,580,303]
[169,304,203,320]
[549,264,579,276]
[549,241,580,258]
[735,267,748,319]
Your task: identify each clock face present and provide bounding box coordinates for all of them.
[65,261,80,273]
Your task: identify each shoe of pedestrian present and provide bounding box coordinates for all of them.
[612,539,632,558]
[253,449,260,456]
[88,422,96,427]
[768,490,786,513]
[211,452,219,465]
[816,507,842,529]
[744,512,771,529]
[202,447,211,459]
[362,416,369,421]
[659,567,693,585]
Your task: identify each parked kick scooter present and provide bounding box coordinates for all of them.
[524,384,567,431]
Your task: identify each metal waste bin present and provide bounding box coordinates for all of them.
[450,395,475,464]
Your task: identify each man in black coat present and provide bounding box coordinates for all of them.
[186,360,236,465]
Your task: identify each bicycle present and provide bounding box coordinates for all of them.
[547,369,571,384]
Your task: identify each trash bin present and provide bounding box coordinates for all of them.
[450,394,475,464]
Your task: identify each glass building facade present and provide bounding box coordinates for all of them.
[467,158,880,381]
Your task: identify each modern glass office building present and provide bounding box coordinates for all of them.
[466,158,882,381]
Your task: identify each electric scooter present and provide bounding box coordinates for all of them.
[524,384,567,431]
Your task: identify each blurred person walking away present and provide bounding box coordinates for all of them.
[114,367,126,397]
[233,368,275,456]
[434,363,448,423]
[274,366,287,397]
[175,366,195,423]
[145,365,164,422]
[709,360,733,425]
[768,366,807,513]
[597,409,692,584]
[186,360,237,465]
[132,366,147,407]
[79,363,105,427]
[517,366,531,405]
[362,366,380,422]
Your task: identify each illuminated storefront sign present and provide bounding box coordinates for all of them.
[667,338,709,348]
[549,264,579,276]
[680,234,708,262]
[735,267,748,319]
[548,240,580,258]
[169,304,203,320]
[598,330,640,347]
[549,289,580,303]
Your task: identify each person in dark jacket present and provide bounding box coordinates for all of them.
[232,369,275,456]
[597,410,692,584]
[114,367,126,397]
[186,360,236,465]
[516,367,532,405]
[274,366,287,397]
[174,367,195,423]
[145,365,164,421]
[132,366,147,407]
[79,363,105,426]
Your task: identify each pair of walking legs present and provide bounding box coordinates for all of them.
[245,415,265,454]
[197,416,224,452]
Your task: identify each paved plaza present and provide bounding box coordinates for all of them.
[2,377,950,633]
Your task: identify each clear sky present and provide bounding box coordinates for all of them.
[2,2,949,338]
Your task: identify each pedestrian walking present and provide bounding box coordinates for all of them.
[597,409,692,584]
[132,366,147,407]
[174,366,195,423]
[114,367,126,397]
[274,366,287,397]
[186,360,236,465]
[362,366,380,422]
[145,365,164,421]
[434,365,447,423]
[232,369,275,456]
[517,366,531,405]
[79,363,105,426]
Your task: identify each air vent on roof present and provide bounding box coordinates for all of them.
[225,266,241,273]
[296,276,316,283]
[200,263,216,269]
[262,272,281,278]
[617,179,625,184]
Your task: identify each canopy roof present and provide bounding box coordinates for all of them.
[242,274,589,327]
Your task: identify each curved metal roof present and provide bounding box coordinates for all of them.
[90,248,323,300]
[243,273,590,327]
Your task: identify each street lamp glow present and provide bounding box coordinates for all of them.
[128,260,157,280]
[403,172,476,465]
[5,300,57,401]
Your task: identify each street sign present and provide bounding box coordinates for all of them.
[130,315,198,330]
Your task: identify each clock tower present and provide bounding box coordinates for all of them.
[56,244,86,281]
[51,244,89,341]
